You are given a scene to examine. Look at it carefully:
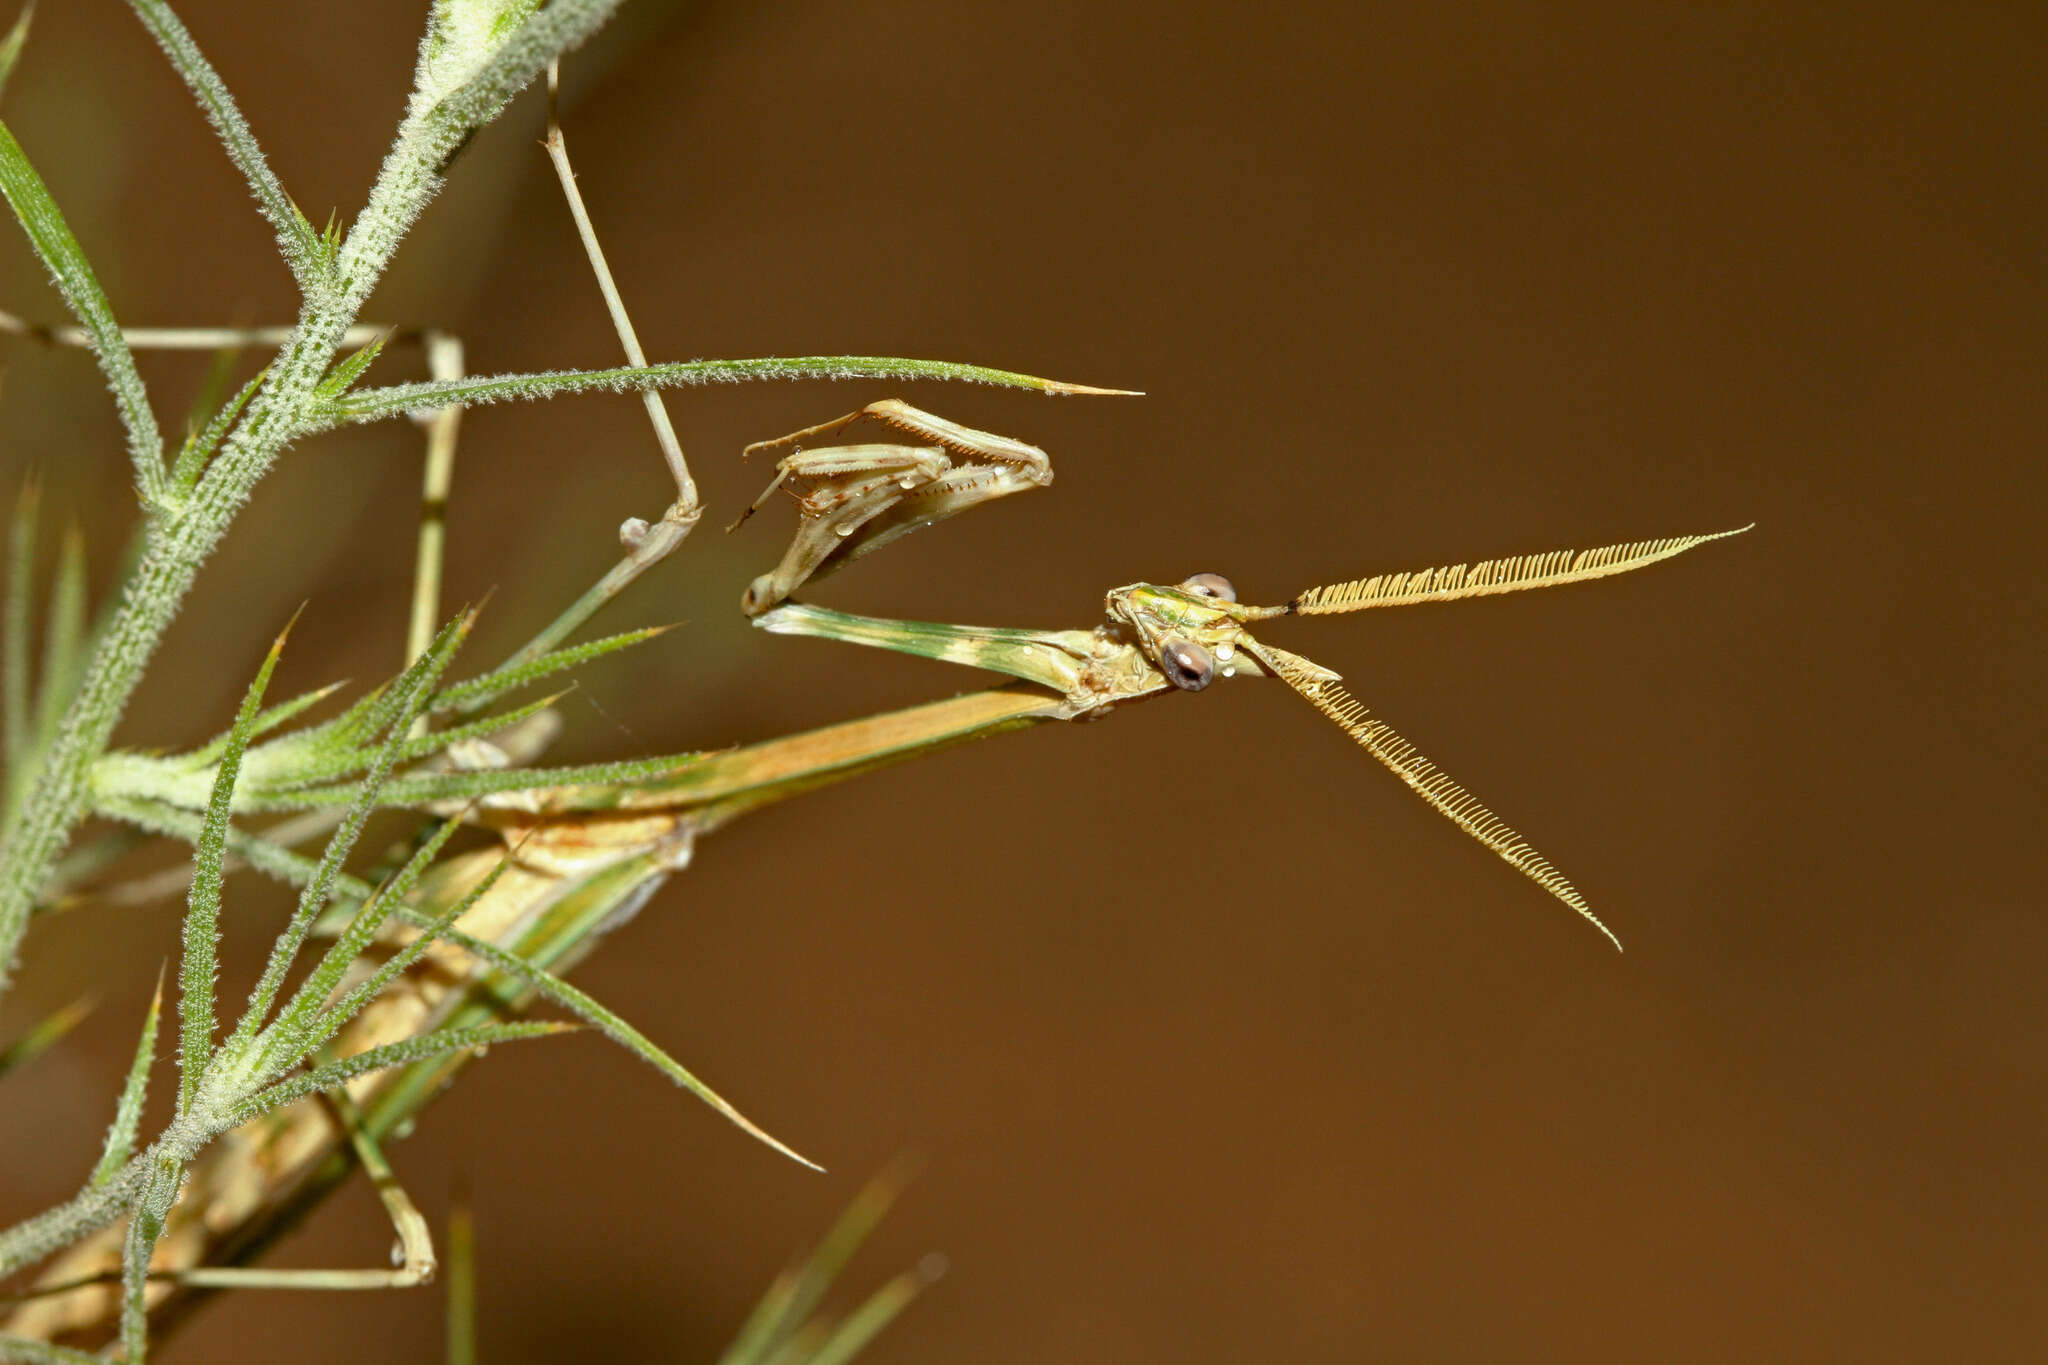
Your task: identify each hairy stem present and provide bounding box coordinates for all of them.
[0,0,628,995]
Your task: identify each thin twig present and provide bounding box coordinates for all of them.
[0,310,401,352]
[406,330,466,671]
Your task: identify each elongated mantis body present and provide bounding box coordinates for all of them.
[737,400,1751,952]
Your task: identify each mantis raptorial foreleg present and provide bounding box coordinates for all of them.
[732,399,1054,616]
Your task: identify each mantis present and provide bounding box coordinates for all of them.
[736,399,1751,952]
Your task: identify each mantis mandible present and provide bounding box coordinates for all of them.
[737,400,1751,950]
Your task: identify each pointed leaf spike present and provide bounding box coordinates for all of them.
[178,624,289,1112]
[1291,525,1753,615]
[0,2,35,105]
[432,920,821,1170]
[0,991,91,1079]
[313,328,391,402]
[28,521,86,759]
[1244,639,1623,951]
[92,969,162,1186]
[3,473,39,784]
[0,118,167,503]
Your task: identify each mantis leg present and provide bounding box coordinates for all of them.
[735,402,1055,616]
[736,443,953,616]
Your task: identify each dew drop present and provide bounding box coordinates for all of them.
[834,523,856,537]
[389,1238,406,1268]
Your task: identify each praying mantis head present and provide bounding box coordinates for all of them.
[1102,574,1294,692]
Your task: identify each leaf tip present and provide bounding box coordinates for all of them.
[1044,380,1143,397]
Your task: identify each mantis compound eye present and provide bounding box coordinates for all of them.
[1158,637,1216,691]
[1180,572,1237,602]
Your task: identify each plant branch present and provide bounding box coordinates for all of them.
[0,120,166,506]
[0,0,630,999]
[122,0,321,287]
[318,357,1138,429]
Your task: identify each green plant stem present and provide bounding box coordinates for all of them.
[0,0,629,996]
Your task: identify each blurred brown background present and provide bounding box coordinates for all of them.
[2,2,2042,1360]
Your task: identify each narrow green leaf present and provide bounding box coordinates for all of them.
[721,1170,910,1365]
[0,1333,103,1364]
[247,748,702,811]
[94,792,377,905]
[178,623,288,1112]
[119,1153,181,1363]
[0,119,165,503]
[445,1194,476,1365]
[178,678,347,768]
[424,913,819,1170]
[312,329,389,402]
[2,474,38,799]
[266,815,471,1051]
[803,1264,942,1365]
[320,357,1140,429]
[0,2,33,106]
[76,514,144,686]
[249,689,564,792]
[301,850,508,1056]
[227,1020,571,1127]
[122,0,321,282]
[36,825,148,912]
[434,624,671,717]
[170,365,264,493]
[228,613,471,1067]
[0,992,90,1079]
[304,607,473,750]
[91,973,161,1186]
[27,522,84,759]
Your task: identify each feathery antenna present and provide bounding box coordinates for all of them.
[1291,525,1752,616]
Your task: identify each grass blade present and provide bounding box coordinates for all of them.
[122,0,320,282]
[319,356,1139,428]
[227,1021,572,1126]
[119,1154,181,1364]
[170,366,264,493]
[91,974,162,1186]
[227,613,470,1066]
[256,689,565,790]
[311,329,388,402]
[426,915,819,1170]
[0,993,90,1080]
[27,522,84,762]
[269,816,473,1050]
[445,1192,475,1365]
[177,678,348,769]
[0,119,165,504]
[434,623,671,717]
[177,624,288,1112]
[0,1334,102,1364]
[802,1263,944,1365]
[0,1,31,106]
[2,475,35,789]
[247,749,702,810]
[721,1168,911,1365]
